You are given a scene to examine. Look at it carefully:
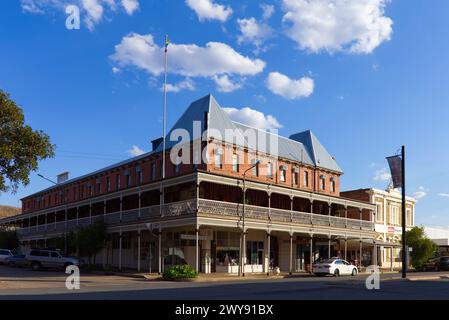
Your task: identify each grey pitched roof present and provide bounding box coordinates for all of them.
[289,130,342,173]
[165,94,342,173]
[24,94,342,199]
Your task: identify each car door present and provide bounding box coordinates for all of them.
[343,261,352,275]
[50,251,62,268]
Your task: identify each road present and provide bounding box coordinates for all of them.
[0,266,448,300]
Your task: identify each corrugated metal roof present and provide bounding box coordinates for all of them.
[24,94,342,199]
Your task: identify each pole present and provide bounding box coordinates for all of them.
[401,145,407,278]
[160,35,169,220]
[242,178,245,277]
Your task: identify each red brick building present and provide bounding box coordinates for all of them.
[0,94,376,274]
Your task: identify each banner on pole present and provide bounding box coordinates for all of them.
[386,155,402,188]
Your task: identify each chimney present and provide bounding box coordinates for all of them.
[57,172,69,184]
[151,137,163,151]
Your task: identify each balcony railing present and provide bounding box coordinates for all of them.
[13,198,373,238]
[197,198,374,231]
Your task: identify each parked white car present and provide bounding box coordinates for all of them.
[0,249,14,264]
[313,259,358,277]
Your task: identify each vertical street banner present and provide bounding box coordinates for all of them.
[386,155,402,188]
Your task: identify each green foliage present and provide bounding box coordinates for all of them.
[163,264,198,281]
[0,90,55,193]
[406,226,438,269]
[0,230,19,250]
[71,221,107,264]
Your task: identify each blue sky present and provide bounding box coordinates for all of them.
[1,0,448,227]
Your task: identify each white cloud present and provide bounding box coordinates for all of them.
[128,145,145,157]
[164,78,196,93]
[213,75,242,93]
[20,0,139,30]
[121,0,139,15]
[185,0,232,22]
[373,168,391,182]
[413,186,427,200]
[266,72,314,100]
[112,67,121,74]
[281,0,393,54]
[237,17,273,48]
[260,3,275,20]
[438,193,449,199]
[223,107,282,130]
[111,33,265,89]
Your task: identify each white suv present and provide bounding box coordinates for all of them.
[0,249,14,264]
[26,249,79,271]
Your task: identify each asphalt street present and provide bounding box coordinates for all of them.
[0,265,448,300]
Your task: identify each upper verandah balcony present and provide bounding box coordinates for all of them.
[1,171,375,238]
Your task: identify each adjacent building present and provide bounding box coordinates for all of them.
[342,188,415,270]
[424,227,449,256]
[0,94,377,274]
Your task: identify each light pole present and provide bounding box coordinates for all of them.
[37,174,57,185]
[240,160,260,277]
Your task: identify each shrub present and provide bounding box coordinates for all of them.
[163,265,198,281]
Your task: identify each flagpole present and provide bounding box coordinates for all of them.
[159,35,168,275]
[401,145,407,278]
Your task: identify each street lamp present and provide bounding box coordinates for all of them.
[240,160,260,277]
[37,174,57,185]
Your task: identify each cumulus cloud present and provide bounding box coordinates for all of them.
[281,0,393,54]
[266,72,314,100]
[121,0,139,15]
[111,33,265,90]
[213,75,242,93]
[237,17,273,49]
[373,168,391,182]
[260,3,275,20]
[20,0,139,30]
[413,186,427,200]
[164,78,196,93]
[185,0,232,22]
[128,145,145,157]
[224,107,282,129]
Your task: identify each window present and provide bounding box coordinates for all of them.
[320,176,326,190]
[303,171,309,187]
[267,162,273,178]
[330,180,336,193]
[232,154,239,172]
[97,179,102,194]
[280,167,286,182]
[126,172,131,187]
[376,204,384,223]
[252,159,259,176]
[406,208,413,227]
[390,205,399,225]
[246,241,264,265]
[214,149,223,169]
[136,167,143,184]
[151,163,156,180]
[106,177,111,192]
[292,168,299,185]
[116,174,121,190]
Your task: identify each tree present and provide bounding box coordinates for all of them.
[0,230,19,250]
[72,221,107,265]
[406,226,438,269]
[0,90,55,193]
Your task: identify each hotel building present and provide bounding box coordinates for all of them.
[0,95,377,274]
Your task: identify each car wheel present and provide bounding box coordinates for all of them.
[334,269,340,277]
[31,262,41,271]
[352,268,358,276]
